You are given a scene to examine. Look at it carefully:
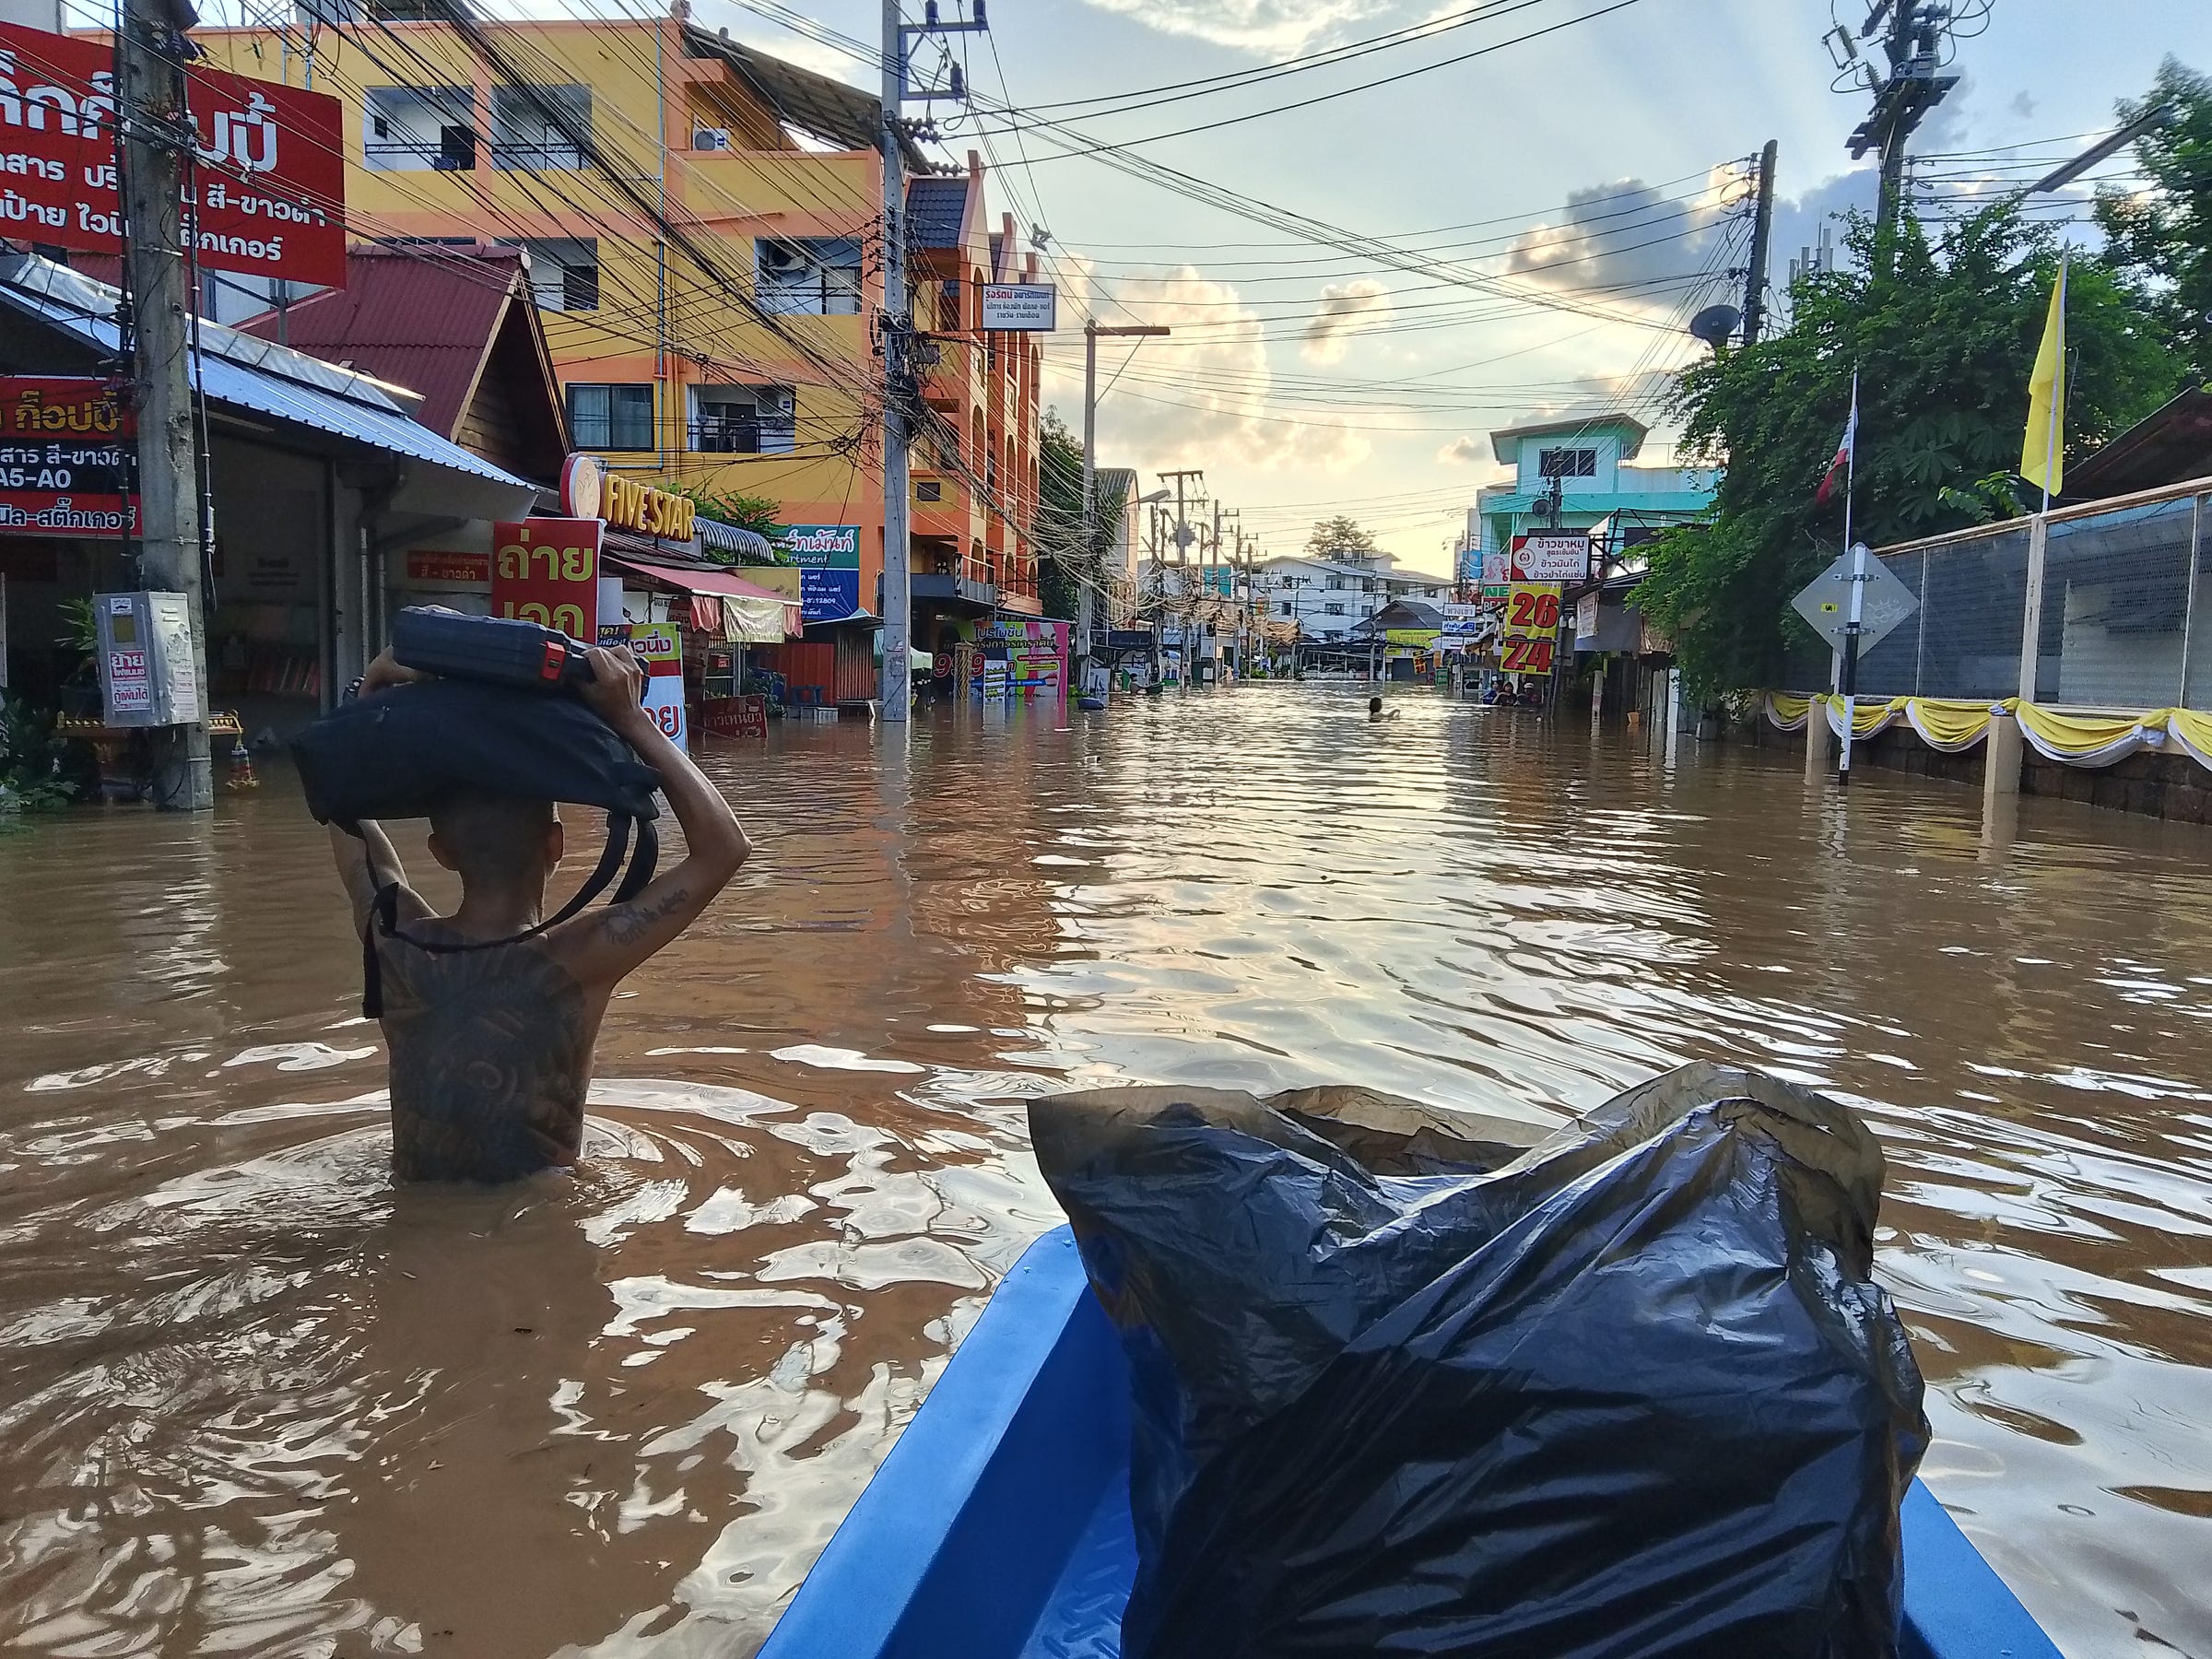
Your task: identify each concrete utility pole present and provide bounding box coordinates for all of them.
[124,0,211,809]
[1081,320,1166,677]
[1159,467,1203,681]
[877,0,912,722]
[1843,0,1958,248]
[1742,139,1778,346]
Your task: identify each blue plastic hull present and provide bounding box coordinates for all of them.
[761,1229,2060,1659]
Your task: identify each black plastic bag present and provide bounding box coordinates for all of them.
[1030,1064,1928,1659]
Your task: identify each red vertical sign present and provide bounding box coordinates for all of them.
[492,518,601,641]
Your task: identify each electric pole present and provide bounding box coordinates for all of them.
[1742,139,1778,346]
[1159,468,1203,682]
[1081,320,1167,677]
[1841,0,1958,249]
[124,0,211,809]
[877,0,912,722]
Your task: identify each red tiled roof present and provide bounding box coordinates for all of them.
[233,245,526,441]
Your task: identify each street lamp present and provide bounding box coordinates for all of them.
[1083,322,1171,544]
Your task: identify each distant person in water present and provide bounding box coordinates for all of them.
[328,645,750,1183]
[1369,695,1399,722]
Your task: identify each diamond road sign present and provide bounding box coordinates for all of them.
[1791,548,1919,654]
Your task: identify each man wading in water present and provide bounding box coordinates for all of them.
[327,644,750,1182]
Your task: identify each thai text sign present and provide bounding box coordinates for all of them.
[493,517,600,641]
[980,283,1056,331]
[1500,582,1560,677]
[405,549,491,585]
[1510,533,1590,583]
[778,524,860,624]
[0,23,346,287]
[0,376,131,535]
[599,619,684,751]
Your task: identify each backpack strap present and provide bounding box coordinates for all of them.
[360,810,659,1018]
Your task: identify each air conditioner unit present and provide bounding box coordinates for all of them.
[694,127,732,151]
[758,387,795,418]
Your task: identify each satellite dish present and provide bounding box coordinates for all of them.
[1688,304,1742,348]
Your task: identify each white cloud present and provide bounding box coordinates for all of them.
[1300,279,1392,364]
[1435,434,1487,465]
[1046,259,1368,477]
[1496,170,1744,300]
[1073,0,1396,57]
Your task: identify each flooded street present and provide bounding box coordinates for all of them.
[2,683,2208,1659]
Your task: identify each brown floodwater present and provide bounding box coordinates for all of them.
[1,684,2206,1659]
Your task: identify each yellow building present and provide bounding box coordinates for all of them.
[194,9,1043,626]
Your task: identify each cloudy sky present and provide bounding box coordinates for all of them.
[705,0,2211,573]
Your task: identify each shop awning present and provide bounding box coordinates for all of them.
[0,257,536,511]
[606,551,801,642]
[696,517,775,560]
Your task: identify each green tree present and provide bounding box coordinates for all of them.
[1635,203,2178,697]
[1035,408,1130,620]
[1305,514,1378,559]
[2098,58,2212,382]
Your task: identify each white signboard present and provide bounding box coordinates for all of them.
[1574,593,1601,641]
[1512,533,1591,582]
[1480,551,1512,586]
[981,284,1057,332]
[1791,547,1919,655]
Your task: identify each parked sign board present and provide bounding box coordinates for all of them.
[777,524,861,623]
[1500,582,1561,677]
[0,23,345,287]
[1510,533,1590,583]
[493,517,600,641]
[980,284,1056,331]
[0,376,132,535]
[599,619,684,750]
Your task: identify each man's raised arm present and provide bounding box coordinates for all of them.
[552,646,749,986]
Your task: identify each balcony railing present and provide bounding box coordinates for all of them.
[688,417,795,455]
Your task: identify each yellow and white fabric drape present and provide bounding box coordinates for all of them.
[1766,693,2212,772]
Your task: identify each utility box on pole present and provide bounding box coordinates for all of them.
[122,0,214,807]
[95,591,203,726]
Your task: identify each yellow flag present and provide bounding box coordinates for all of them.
[2022,255,2067,497]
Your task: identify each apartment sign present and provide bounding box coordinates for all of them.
[778,524,861,623]
[0,23,346,287]
[1511,533,1591,582]
[981,284,1057,332]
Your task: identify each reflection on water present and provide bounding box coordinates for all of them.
[1,684,2206,1658]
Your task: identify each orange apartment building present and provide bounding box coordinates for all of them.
[192,11,1044,631]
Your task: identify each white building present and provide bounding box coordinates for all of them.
[1255,548,1451,646]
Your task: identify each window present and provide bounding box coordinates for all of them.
[365,86,474,172]
[1324,603,1346,617]
[756,237,863,316]
[491,84,590,171]
[518,238,597,312]
[1537,447,1597,478]
[688,385,794,453]
[1325,574,1345,591]
[1277,602,1294,618]
[568,383,653,451]
[915,480,943,502]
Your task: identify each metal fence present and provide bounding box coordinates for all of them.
[1782,480,2212,712]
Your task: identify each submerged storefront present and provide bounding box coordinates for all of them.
[0,259,537,753]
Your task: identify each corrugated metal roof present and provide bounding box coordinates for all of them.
[696,517,775,559]
[0,258,533,494]
[681,26,928,171]
[234,246,524,441]
[907,176,970,251]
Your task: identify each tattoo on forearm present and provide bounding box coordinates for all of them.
[603,887,692,948]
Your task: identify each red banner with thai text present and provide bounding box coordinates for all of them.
[0,375,133,536]
[0,23,346,287]
[492,517,600,642]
